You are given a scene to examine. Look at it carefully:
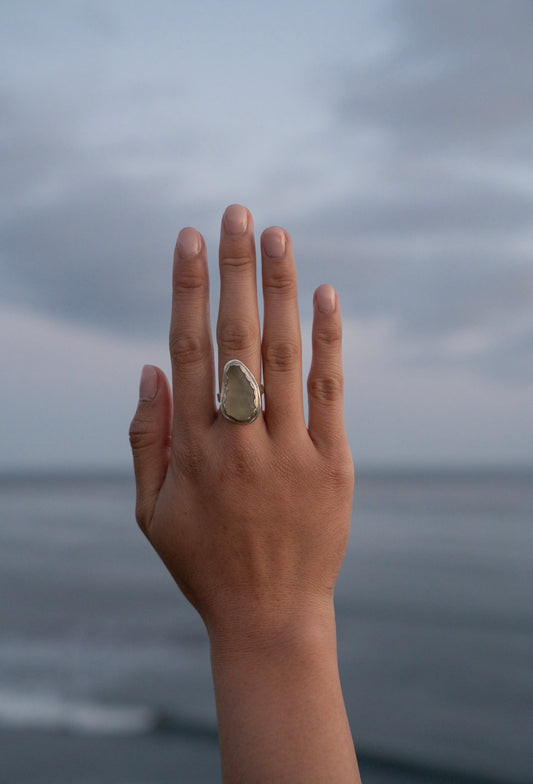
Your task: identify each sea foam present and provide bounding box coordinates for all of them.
[0,688,157,735]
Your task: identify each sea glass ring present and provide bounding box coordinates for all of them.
[219,359,262,424]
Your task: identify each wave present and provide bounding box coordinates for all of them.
[357,748,511,784]
[0,688,160,735]
[0,689,511,784]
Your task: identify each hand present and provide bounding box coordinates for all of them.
[129,203,354,639]
[129,204,360,783]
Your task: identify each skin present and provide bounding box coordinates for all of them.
[129,204,361,783]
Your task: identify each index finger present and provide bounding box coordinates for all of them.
[169,227,216,435]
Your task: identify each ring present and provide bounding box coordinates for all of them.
[219,359,262,424]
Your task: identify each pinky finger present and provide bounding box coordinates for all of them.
[307,285,346,453]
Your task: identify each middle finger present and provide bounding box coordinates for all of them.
[216,204,262,394]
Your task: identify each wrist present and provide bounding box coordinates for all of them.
[207,593,338,667]
[207,594,359,783]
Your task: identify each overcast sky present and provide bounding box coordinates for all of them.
[1,0,532,470]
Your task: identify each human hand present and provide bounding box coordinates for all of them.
[129,204,354,643]
[129,204,360,781]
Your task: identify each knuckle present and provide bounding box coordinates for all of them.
[173,441,208,481]
[174,269,206,295]
[326,460,355,500]
[264,339,300,372]
[263,268,297,295]
[314,323,342,347]
[135,502,149,536]
[225,440,262,483]
[308,372,343,404]
[129,415,168,455]
[128,414,153,452]
[218,319,258,354]
[169,331,207,367]
[220,254,253,270]
[330,455,355,489]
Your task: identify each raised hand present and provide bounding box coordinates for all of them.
[129,204,359,783]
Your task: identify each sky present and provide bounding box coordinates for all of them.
[1,0,532,471]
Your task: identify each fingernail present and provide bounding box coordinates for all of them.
[139,365,158,401]
[223,204,248,235]
[315,284,336,314]
[178,227,201,258]
[262,227,286,259]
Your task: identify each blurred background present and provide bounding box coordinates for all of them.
[1,1,532,782]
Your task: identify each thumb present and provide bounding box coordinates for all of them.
[129,365,172,534]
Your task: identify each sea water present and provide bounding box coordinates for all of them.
[0,470,532,784]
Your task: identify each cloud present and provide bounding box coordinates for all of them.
[0,304,171,470]
[0,83,223,336]
[284,0,533,379]
[338,0,533,151]
[2,302,531,471]
[2,171,179,336]
[1,0,532,387]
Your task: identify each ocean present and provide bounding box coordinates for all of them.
[0,469,532,784]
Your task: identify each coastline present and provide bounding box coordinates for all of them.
[1,469,531,784]
[0,728,514,784]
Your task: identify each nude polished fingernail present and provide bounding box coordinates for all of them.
[178,227,201,258]
[139,365,158,401]
[315,284,336,314]
[262,227,286,259]
[223,204,248,235]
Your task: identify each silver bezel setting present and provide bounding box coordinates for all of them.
[219,359,262,424]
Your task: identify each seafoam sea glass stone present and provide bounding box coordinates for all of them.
[220,360,261,423]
